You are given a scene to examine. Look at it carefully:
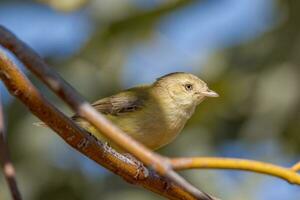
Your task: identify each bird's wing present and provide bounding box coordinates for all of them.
[72,87,148,120]
[92,92,144,115]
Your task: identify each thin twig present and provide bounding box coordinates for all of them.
[291,162,300,172]
[0,91,22,200]
[0,50,205,200]
[0,25,215,200]
[171,157,300,184]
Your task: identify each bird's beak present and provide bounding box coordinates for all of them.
[201,89,219,97]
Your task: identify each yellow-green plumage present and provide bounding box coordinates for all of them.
[73,72,219,151]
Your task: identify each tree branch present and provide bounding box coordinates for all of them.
[291,162,300,172]
[0,25,215,200]
[0,89,22,200]
[171,157,300,184]
[0,48,214,200]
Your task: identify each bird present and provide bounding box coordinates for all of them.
[72,72,218,152]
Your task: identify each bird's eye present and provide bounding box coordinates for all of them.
[184,83,193,91]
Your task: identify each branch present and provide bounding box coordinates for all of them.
[0,90,22,199]
[292,162,300,172]
[0,50,198,200]
[0,51,196,200]
[171,157,300,184]
[0,25,215,200]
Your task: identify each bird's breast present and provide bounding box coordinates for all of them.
[133,102,191,150]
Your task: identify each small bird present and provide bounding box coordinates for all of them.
[73,72,218,151]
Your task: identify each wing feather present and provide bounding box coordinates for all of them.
[72,86,149,120]
[91,93,144,115]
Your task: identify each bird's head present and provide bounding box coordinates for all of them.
[154,72,219,108]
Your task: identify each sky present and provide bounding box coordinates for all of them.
[123,0,276,85]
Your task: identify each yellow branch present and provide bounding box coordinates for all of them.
[172,157,300,184]
[291,162,300,172]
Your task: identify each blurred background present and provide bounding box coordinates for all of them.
[0,0,300,199]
